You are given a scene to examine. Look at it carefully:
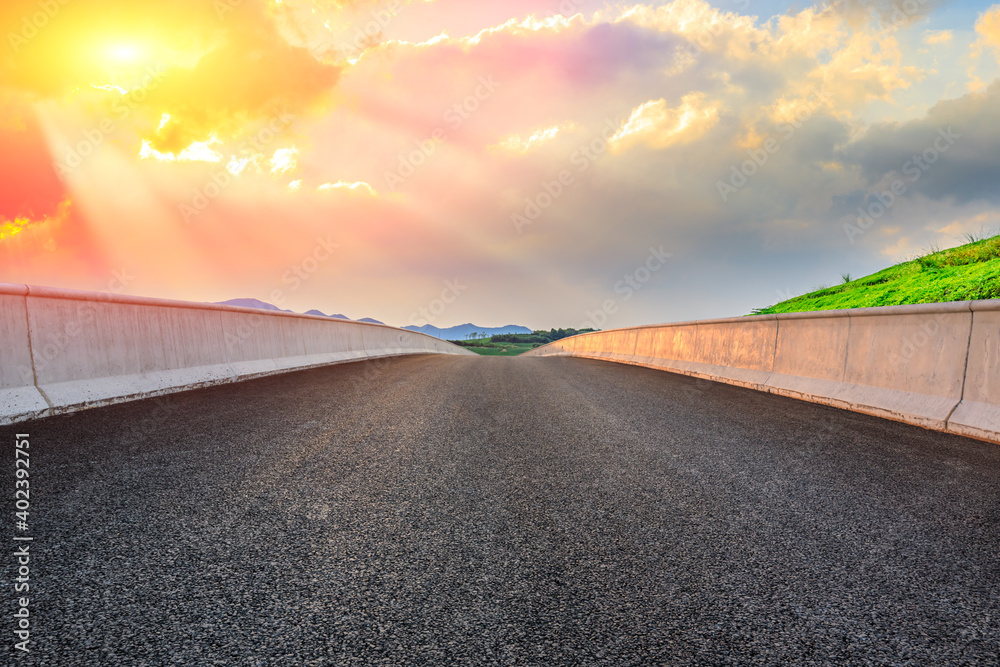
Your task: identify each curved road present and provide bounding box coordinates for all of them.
[4,355,1000,665]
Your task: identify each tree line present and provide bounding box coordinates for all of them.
[452,328,598,347]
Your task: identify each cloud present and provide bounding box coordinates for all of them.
[173,2,1000,321]
[841,81,1000,205]
[823,0,945,30]
[1,0,340,154]
[143,16,339,152]
[139,136,224,163]
[5,0,1000,327]
[977,5,1000,49]
[269,147,300,174]
[491,123,576,153]
[317,180,378,195]
[923,29,952,45]
[974,4,1000,67]
[610,94,719,152]
[0,198,70,240]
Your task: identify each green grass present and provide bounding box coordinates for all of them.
[449,328,597,355]
[752,234,1000,315]
[450,341,541,356]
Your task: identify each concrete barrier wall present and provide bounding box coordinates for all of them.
[526,300,1000,445]
[0,283,474,425]
[949,302,1000,443]
[0,286,49,421]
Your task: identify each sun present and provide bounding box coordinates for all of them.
[107,44,144,62]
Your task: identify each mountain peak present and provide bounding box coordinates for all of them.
[217,299,351,322]
[403,323,532,340]
[216,298,292,313]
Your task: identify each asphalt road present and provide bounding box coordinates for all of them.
[3,354,1000,665]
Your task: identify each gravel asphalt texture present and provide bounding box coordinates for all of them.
[3,354,1000,665]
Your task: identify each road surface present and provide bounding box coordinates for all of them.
[4,355,1000,665]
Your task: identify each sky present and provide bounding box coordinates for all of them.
[2,0,1000,330]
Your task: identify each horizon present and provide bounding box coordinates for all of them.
[3,0,1000,330]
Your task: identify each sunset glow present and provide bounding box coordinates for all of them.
[3,0,1000,328]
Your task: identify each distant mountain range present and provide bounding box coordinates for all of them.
[403,323,531,340]
[215,299,383,325]
[304,308,348,319]
[215,300,531,340]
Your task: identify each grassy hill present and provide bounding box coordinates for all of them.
[753,234,1000,315]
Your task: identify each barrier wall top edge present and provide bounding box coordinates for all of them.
[527,299,990,354]
[0,283,29,296]
[569,300,981,337]
[970,299,1000,312]
[19,283,460,349]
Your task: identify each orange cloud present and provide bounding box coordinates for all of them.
[143,15,339,152]
[317,180,378,195]
[976,5,1000,52]
[923,30,953,45]
[0,199,70,241]
[610,94,719,153]
[491,123,575,154]
[1,0,340,154]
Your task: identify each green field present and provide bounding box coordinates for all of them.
[450,341,541,356]
[753,234,1000,315]
[449,328,596,356]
